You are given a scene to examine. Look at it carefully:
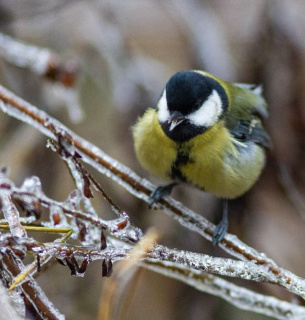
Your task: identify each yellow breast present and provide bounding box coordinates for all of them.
[133,109,266,199]
[181,126,265,198]
[133,108,176,180]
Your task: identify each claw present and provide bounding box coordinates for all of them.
[149,183,178,206]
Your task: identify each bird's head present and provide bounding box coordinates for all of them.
[157,70,229,142]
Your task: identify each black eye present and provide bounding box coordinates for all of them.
[194,100,203,109]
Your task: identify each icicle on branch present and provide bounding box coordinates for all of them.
[0,177,141,244]
[0,194,26,238]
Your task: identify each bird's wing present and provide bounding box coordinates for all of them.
[233,83,268,119]
[226,83,271,149]
[229,118,271,149]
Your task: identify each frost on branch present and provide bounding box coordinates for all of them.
[146,262,305,320]
[0,33,83,123]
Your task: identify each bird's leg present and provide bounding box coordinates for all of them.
[149,183,178,206]
[212,199,228,246]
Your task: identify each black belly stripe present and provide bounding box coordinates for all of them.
[171,144,191,181]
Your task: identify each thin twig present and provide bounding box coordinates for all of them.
[0,194,26,238]
[0,281,24,320]
[4,187,141,244]
[0,33,77,87]
[0,248,65,320]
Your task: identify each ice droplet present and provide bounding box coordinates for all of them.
[64,190,82,211]
[21,176,42,194]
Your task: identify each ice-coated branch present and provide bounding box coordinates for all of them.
[149,245,274,282]
[2,225,305,318]
[0,33,77,87]
[145,262,305,320]
[148,245,305,300]
[0,233,126,264]
[1,84,305,301]
[0,248,65,320]
[0,178,141,244]
[47,137,129,220]
[60,143,98,216]
[0,281,24,320]
[0,194,26,238]
[0,33,84,123]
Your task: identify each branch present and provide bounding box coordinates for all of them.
[0,281,24,320]
[0,248,64,320]
[0,194,26,237]
[2,224,305,320]
[0,33,77,87]
[148,245,305,300]
[0,179,141,244]
[145,262,305,320]
[0,33,83,123]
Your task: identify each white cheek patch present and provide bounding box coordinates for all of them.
[157,90,170,123]
[186,90,223,128]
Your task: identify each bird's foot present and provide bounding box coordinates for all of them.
[212,199,229,246]
[212,218,228,246]
[149,183,178,206]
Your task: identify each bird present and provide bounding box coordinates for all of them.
[132,70,270,245]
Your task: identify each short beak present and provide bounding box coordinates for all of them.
[168,111,185,131]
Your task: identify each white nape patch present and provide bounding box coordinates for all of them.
[186,90,223,127]
[157,90,170,123]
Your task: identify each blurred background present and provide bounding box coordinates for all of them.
[1,0,305,319]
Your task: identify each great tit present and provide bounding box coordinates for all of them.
[132,70,270,245]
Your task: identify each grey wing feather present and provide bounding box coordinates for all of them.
[230,120,271,149]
